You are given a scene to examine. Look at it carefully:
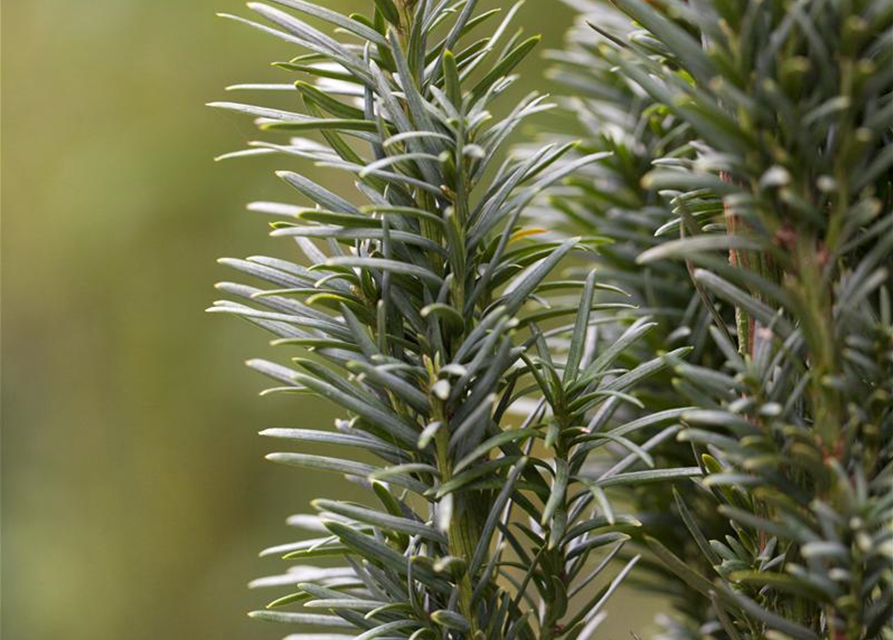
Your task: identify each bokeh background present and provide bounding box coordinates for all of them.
[2,1,663,638]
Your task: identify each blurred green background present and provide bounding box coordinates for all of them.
[2,1,663,638]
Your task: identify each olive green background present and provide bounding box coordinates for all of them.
[2,1,662,638]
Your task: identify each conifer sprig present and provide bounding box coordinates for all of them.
[209,1,674,638]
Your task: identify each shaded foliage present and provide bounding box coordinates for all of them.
[546,0,893,639]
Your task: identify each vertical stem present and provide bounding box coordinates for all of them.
[722,172,755,357]
[793,235,841,450]
[435,425,481,636]
[396,0,415,42]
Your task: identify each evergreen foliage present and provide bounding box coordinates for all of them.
[208,1,681,638]
[546,1,893,638]
[210,0,892,639]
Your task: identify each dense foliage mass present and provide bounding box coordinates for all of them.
[546,1,893,639]
[210,0,892,638]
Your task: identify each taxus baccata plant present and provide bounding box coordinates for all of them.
[207,1,693,638]
[543,0,893,639]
